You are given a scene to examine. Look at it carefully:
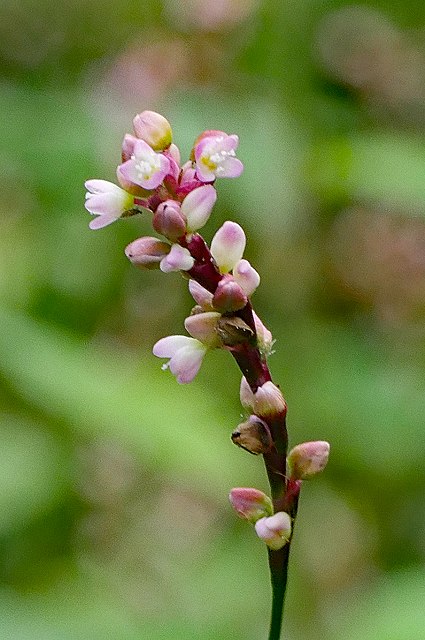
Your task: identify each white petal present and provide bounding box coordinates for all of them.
[160,244,194,273]
[233,259,260,296]
[169,343,206,384]
[153,335,196,358]
[89,214,118,230]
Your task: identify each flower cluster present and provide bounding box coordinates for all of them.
[85,110,260,384]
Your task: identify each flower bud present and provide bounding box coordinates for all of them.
[210,221,246,273]
[287,441,330,480]
[255,512,292,551]
[253,312,274,357]
[240,378,287,418]
[121,133,138,162]
[153,200,187,241]
[212,276,247,312]
[125,236,170,269]
[133,111,172,151]
[184,311,221,347]
[188,280,214,310]
[233,259,260,296]
[231,415,273,455]
[229,487,273,524]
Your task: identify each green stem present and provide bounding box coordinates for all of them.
[268,545,291,640]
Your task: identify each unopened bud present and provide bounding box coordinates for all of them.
[133,111,172,151]
[231,415,273,455]
[125,236,170,269]
[240,378,287,418]
[255,512,292,550]
[184,311,221,347]
[188,280,214,310]
[253,312,274,357]
[229,487,273,523]
[212,276,247,313]
[216,316,254,347]
[287,441,330,480]
[153,200,187,242]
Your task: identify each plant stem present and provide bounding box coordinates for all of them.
[268,545,291,640]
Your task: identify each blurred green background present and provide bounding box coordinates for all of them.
[1,1,425,638]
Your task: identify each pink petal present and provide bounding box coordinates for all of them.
[160,244,194,273]
[188,280,214,308]
[233,259,260,296]
[220,156,244,178]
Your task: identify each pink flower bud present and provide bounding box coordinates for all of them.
[233,259,260,296]
[125,236,170,269]
[188,280,214,310]
[160,244,194,273]
[212,276,247,312]
[133,110,172,151]
[181,185,217,232]
[231,415,273,455]
[229,488,273,524]
[210,221,246,273]
[184,311,221,347]
[287,441,330,480]
[240,378,287,418]
[153,200,187,241]
[253,312,274,357]
[255,512,292,551]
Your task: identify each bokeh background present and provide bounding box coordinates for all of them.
[1,1,425,638]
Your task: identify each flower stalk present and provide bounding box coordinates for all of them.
[84,110,329,639]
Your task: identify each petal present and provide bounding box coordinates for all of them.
[153,335,196,358]
[89,214,118,230]
[210,221,246,273]
[181,185,217,232]
[85,179,123,195]
[184,311,221,345]
[233,259,260,296]
[188,280,214,309]
[220,156,244,178]
[160,244,194,273]
[168,343,206,384]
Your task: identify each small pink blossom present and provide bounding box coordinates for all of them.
[229,488,273,523]
[233,259,260,296]
[132,110,172,151]
[160,243,194,273]
[210,221,246,273]
[153,335,208,384]
[181,184,217,232]
[118,139,170,190]
[188,280,214,310]
[255,512,292,550]
[85,180,134,229]
[195,133,243,182]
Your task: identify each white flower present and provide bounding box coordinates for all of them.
[153,335,208,384]
[84,180,134,229]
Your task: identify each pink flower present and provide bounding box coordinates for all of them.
[153,335,208,384]
[118,139,170,190]
[84,180,134,229]
[210,221,246,273]
[255,512,292,550]
[195,133,243,182]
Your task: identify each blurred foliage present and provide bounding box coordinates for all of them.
[1,0,425,638]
